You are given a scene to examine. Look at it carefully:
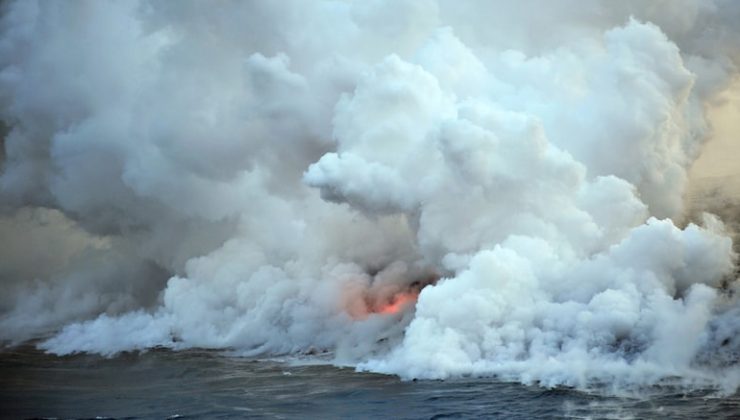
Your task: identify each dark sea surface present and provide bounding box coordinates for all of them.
[1,346,739,419]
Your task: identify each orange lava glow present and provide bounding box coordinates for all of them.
[372,291,419,315]
[344,275,437,320]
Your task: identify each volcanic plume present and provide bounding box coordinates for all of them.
[1,0,740,392]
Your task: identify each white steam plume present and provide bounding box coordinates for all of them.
[1,0,740,392]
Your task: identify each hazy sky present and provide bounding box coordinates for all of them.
[691,79,740,179]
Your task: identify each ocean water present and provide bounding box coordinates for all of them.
[1,346,738,419]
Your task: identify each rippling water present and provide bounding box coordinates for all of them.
[1,346,738,419]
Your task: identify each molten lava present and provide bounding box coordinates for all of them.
[344,274,438,320]
[374,291,419,315]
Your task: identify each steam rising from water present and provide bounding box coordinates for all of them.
[1,0,740,392]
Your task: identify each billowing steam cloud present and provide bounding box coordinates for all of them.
[1,0,740,392]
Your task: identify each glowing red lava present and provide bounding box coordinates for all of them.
[345,275,437,320]
[345,289,420,320]
[373,291,419,315]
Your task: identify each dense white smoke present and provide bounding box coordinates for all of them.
[1,0,740,392]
